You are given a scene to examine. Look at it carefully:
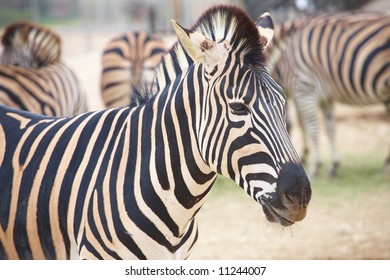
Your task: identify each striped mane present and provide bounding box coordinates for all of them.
[129,5,265,108]
[155,5,265,89]
[1,20,61,66]
[191,5,266,64]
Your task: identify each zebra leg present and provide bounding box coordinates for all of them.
[294,94,321,178]
[294,101,309,165]
[320,100,340,177]
[386,149,390,177]
[385,99,390,175]
[285,99,292,135]
[385,99,390,113]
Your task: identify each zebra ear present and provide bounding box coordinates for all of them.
[255,12,274,51]
[171,19,217,63]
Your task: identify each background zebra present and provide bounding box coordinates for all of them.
[0,21,87,116]
[100,31,166,108]
[267,12,390,177]
[0,5,311,260]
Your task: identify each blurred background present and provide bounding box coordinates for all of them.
[1,0,388,109]
[2,0,389,33]
[0,0,389,260]
[2,0,389,30]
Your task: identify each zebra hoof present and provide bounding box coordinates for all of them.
[327,168,337,178]
[327,161,340,178]
[385,159,390,177]
[308,162,322,179]
[308,169,319,180]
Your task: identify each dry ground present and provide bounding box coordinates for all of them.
[192,176,390,260]
[61,31,390,260]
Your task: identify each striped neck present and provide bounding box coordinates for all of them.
[121,71,217,256]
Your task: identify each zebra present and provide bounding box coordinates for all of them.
[0,21,87,116]
[0,20,61,68]
[267,12,390,177]
[100,31,166,108]
[0,5,311,260]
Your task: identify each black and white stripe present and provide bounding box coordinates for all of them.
[0,21,87,116]
[268,12,390,177]
[100,31,166,108]
[0,5,311,260]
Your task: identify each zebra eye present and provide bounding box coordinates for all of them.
[229,102,250,115]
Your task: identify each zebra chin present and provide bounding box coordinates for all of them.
[260,199,309,227]
[260,202,296,226]
[257,162,312,227]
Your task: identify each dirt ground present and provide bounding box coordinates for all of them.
[192,178,390,260]
[61,31,390,260]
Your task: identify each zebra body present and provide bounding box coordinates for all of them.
[101,31,166,108]
[0,21,87,116]
[268,12,390,177]
[0,106,200,259]
[0,64,87,116]
[0,6,311,259]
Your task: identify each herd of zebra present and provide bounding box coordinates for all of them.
[0,4,388,259]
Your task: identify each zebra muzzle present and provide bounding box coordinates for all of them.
[259,162,311,226]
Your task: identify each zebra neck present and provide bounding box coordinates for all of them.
[126,91,217,240]
[155,42,192,91]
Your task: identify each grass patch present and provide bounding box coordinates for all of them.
[208,152,389,205]
[210,176,241,197]
[308,153,389,208]
[310,153,388,193]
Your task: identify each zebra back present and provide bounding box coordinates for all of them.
[0,21,87,116]
[0,20,61,68]
[269,11,390,104]
[100,31,166,108]
[0,63,87,116]
[268,11,390,177]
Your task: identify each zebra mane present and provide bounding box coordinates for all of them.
[191,5,266,64]
[129,5,265,108]
[155,5,265,89]
[1,20,61,66]
[128,83,155,109]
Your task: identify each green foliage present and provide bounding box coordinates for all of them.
[0,9,30,26]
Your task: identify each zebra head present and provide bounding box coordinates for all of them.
[171,6,311,227]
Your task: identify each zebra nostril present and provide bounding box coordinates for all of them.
[277,162,312,208]
[283,192,295,207]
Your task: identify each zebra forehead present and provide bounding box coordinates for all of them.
[191,5,265,65]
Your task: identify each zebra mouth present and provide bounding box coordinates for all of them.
[260,198,294,227]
